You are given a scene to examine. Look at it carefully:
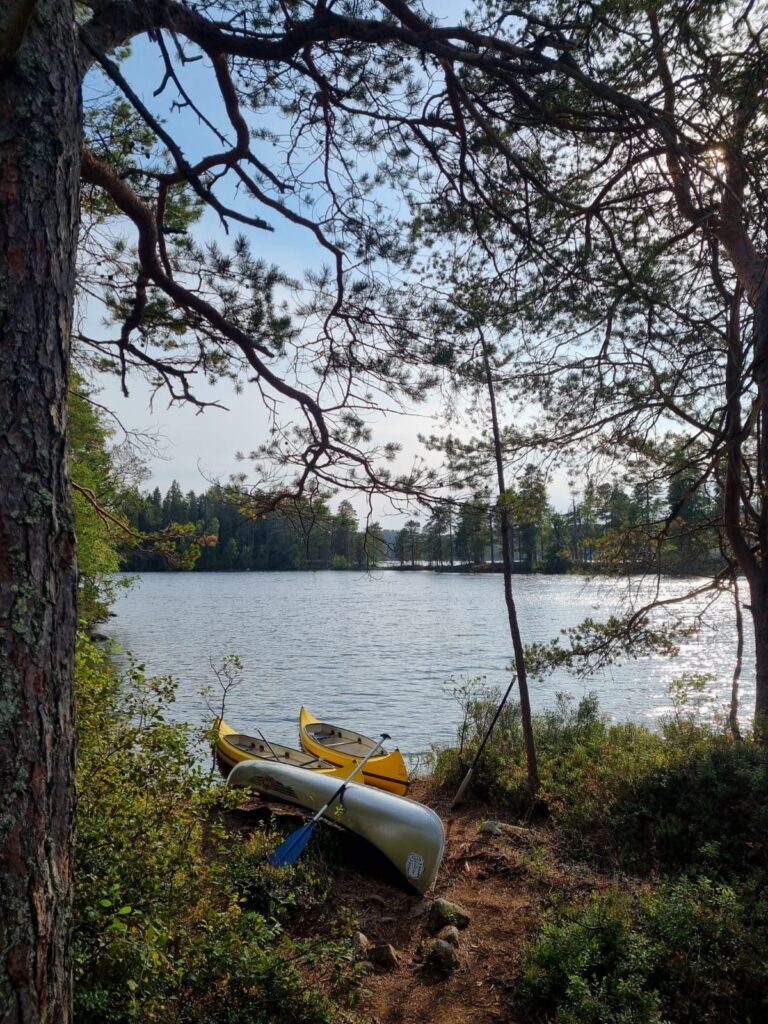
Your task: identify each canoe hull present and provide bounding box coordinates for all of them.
[299,706,409,796]
[227,760,444,894]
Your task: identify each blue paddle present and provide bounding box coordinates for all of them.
[269,733,390,868]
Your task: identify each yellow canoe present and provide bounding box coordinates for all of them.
[215,719,351,779]
[299,707,409,796]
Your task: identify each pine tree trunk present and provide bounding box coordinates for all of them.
[481,338,539,795]
[730,574,742,741]
[752,584,768,742]
[754,297,768,741]
[0,2,80,1020]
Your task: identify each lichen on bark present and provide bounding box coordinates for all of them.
[0,2,81,1021]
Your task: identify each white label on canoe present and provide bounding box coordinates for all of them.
[405,852,424,880]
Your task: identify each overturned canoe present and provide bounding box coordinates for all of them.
[299,707,409,796]
[215,719,350,778]
[227,759,444,894]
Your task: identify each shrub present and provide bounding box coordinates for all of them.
[430,680,768,879]
[611,738,768,876]
[521,879,768,1024]
[74,635,356,1023]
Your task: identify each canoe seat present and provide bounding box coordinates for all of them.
[297,756,325,768]
[229,735,267,752]
[327,741,369,756]
[310,729,337,742]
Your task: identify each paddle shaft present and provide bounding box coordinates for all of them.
[268,732,393,869]
[450,676,517,809]
[307,733,390,825]
[256,728,281,762]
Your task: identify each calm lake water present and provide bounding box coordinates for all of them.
[105,571,753,761]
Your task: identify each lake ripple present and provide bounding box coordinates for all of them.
[105,571,752,760]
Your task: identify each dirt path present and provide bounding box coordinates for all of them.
[325,781,600,1024]
[231,780,603,1023]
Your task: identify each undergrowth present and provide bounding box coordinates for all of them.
[74,634,361,1024]
[431,679,768,879]
[520,880,768,1024]
[432,678,768,1023]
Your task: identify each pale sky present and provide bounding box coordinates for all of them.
[82,3,572,520]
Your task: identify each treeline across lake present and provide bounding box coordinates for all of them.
[401,466,720,574]
[120,466,721,574]
[121,485,387,571]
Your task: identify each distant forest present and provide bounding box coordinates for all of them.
[121,485,385,572]
[120,468,721,574]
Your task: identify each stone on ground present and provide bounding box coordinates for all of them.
[367,943,400,970]
[422,938,460,972]
[428,897,471,931]
[436,924,460,947]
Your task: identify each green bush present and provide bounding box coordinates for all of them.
[74,635,357,1024]
[431,681,668,821]
[224,830,333,925]
[521,879,768,1024]
[431,680,768,879]
[611,738,768,876]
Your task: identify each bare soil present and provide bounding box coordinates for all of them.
[329,779,605,1024]
[229,778,608,1024]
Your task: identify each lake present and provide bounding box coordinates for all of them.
[104,571,752,761]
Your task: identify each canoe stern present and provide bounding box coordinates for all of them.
[228,760,444,894]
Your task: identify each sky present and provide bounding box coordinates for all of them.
[82,2,572,520]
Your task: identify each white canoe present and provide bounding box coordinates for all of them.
[227,760,445,894]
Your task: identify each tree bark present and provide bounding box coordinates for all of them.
[752,296,768,741]
[751,581,768,741]
[481,336,539,796]
[730,574,743,741]
[727,290,768,744]
[0,2,80,1021]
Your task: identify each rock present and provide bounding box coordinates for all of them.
[481,820,539,848]
[436,925,460,947]
[351,931,370,957]
[408,899,431,919]
[428,898,471,931]
[480,819,502,835]
[363,894,388,908]
[498,822,534,842]
[481,820,534,843]
[367,943,400,970]
[422,938,460,972]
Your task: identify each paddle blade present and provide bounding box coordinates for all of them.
[269,820,317,868]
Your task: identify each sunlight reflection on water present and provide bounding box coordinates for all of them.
[104,571,751,760]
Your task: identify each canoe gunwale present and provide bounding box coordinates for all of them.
[299,707,410,796]
[215,719,347,777]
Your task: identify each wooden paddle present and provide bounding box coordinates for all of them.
[269,733,390,868]
[451,677,517,808]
